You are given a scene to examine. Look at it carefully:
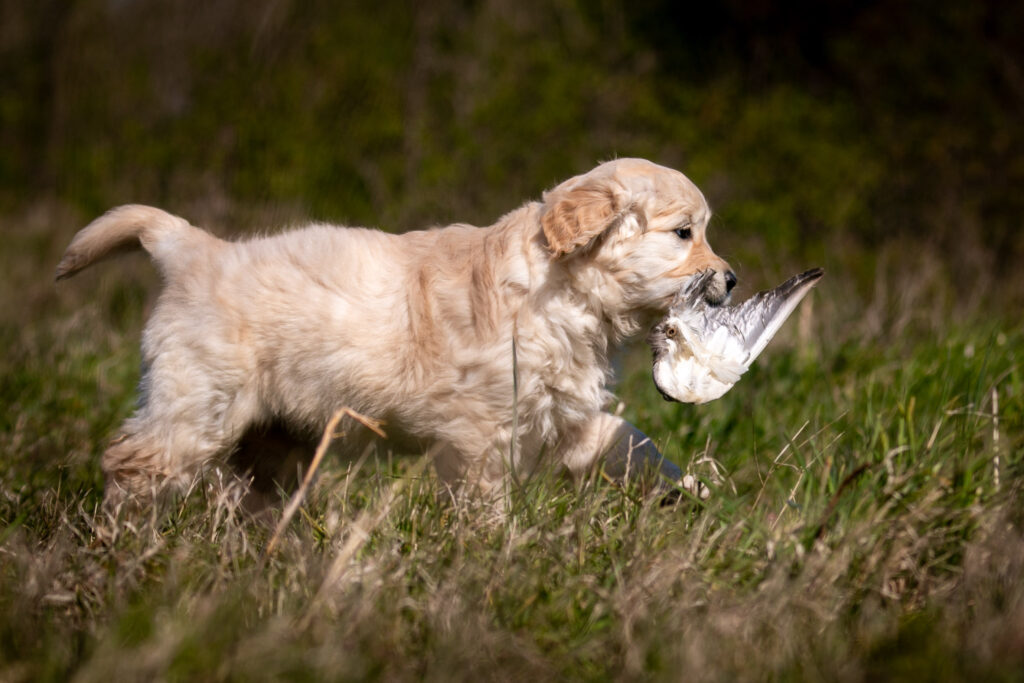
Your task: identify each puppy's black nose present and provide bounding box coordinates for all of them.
[724,270,737,293]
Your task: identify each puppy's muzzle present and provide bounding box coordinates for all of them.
[701,270,737,306]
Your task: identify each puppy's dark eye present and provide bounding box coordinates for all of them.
[674,226,692,240]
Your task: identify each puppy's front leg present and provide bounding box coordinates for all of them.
[562,413,708,501]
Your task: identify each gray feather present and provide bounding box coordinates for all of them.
[649,268,824,403]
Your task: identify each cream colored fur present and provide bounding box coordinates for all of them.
[57,158,732,503]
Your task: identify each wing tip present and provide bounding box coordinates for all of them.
[794,267,825,285]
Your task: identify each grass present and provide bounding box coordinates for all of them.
[1,205,1022,681]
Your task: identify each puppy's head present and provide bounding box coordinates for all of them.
[540,159,735,332]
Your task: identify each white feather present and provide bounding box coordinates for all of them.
[650,269,823,404]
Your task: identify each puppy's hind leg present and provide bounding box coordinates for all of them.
[101,366,258,510]
[102,416,256,513]
[101,428,173,509]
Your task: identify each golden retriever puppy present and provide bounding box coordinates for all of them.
[56,158,734,505]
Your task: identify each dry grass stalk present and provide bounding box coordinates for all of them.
[991,386,1000,491]
[301,443,439,627]
[263,407,385,558]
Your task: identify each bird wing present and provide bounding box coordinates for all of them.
[679,315,748,383]
[728,268,824,363]
[651,268,823,404]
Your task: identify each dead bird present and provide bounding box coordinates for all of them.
[648,268,824,404]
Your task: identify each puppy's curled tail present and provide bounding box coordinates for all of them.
[55,205,217,281]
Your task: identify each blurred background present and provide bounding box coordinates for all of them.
[2,5,1023,676]
[2,0,1022,336]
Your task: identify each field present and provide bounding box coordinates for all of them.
[2,2,1023,680]
[1,202,1020,681]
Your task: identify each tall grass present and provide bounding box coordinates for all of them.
[2,2,1021,676]
[0,201,1020,681]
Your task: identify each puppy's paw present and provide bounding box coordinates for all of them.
[659,474,711,506]
[681,473,711,500]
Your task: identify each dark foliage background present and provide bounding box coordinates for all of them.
[2,0,1022,320]
[2,3,1023,680]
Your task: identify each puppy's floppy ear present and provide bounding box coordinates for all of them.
[541,180,625,257]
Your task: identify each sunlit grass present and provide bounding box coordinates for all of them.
[0,206,1021,681]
